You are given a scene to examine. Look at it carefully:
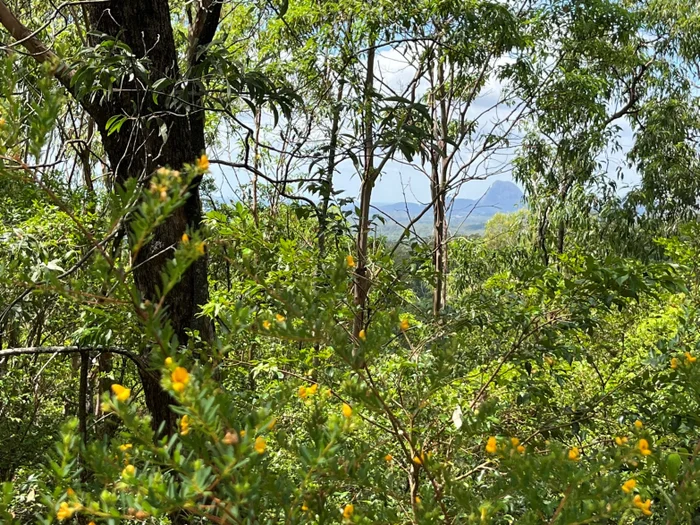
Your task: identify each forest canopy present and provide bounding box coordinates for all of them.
[2,0,700,523]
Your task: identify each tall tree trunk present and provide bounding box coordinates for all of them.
[431,58,449,316]
[252,107,262,226]
[84,1,216,434]
[0,0,222,435]
[353,44,376,344]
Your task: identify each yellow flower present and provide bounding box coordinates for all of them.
[511,437,520,447]
[302,503,309,512]
[485,436,497,454]
[346,254,355,268]
[119,443,133,452]
[415,496,422,504]
[171,366,190,393]
[0,118,5,127]
[263,320,271,330]
[412,455,423,466]
[254,436,267,454]
[400,318,410,332]
[240,429,246,437]
[638,438,652,456]
[57,502,77,521]
[685,351,697,364]
[633,494,652,516]
[517,445,526,454]
[342,403,353,418]
[165,357,173,367]
[307,383,318,396]
[298,385,308,399]
[111,384,131,402]
[197,154,210,171]
[671,357,679,369]
[66,488,75,497]
[276,313,286,323]
[358,329,366,341]
[122,464,136,477]
[180,415,191,435]
[196,242,205,255]
[342,504,354,519]
[568,447,580,461]
[615,436,629,446]
[181,233,189,243]
[385,454,393,462]
[622,479,637,493]
[88,522,96,525]
[634,419,643,429]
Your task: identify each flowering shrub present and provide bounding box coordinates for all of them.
[2,151,700,524]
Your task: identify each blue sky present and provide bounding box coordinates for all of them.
[209,45,642,206]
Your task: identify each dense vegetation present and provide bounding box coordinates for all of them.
[2,0,700,523]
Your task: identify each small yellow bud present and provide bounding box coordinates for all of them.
[111,384,131,402]
[342,504,354,519]
[358,329,366,341]
[633,494,652,515]
[622,479,636,493]
[180,415,191,435]
[634,420,643,429]
[197,154,210,171]
[400,318,410,332]
[181,233,189,243]
[346,254,355,268]
[254,436,267,454]
[638,438,652,456]
[485,436,497,454]
[342,403,353,418]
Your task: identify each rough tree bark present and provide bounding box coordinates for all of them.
[353,44,376,344]
[0,0,222,434]
[431,56,449,316]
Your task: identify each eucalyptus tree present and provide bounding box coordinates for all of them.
[0,0,293,432]
[513,0,700,260]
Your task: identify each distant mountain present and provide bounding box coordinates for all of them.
[373,181,524,225]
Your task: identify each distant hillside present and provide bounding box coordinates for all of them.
[372,181,524,237]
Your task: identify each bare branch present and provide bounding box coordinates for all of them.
[0,346,145,370]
